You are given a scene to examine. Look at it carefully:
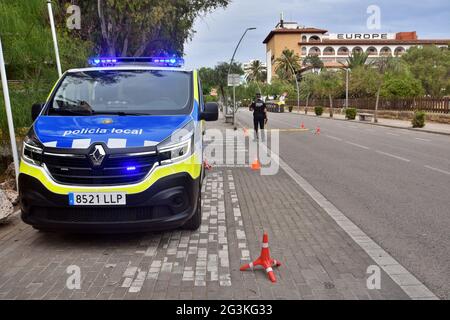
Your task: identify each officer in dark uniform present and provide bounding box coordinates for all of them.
[249,93,267,141]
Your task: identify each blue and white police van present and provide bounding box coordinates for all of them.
[19,57,218,232]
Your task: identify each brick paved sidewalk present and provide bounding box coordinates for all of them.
[0,118,411,300]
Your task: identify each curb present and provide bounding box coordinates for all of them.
[278,111,450,137]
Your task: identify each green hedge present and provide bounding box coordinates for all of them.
[412,111,426,128]
[314,106,323,116]
[345,108,357,120]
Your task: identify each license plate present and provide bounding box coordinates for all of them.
[69,192,126,206]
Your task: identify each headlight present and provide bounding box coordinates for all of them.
[158,121,194,164]
[22,135,44,166]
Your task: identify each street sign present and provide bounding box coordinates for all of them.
[227,74,241,87]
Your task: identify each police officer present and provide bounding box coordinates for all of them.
[249,93,267,141]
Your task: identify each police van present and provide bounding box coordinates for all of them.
[19,57,218,232]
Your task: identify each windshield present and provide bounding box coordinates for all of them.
[47,70,192,116]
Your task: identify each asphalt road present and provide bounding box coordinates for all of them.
[237,109,450,299]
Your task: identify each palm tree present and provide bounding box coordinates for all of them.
[246,60,266,83]
[345,51,370,69]
[275,49,301,81]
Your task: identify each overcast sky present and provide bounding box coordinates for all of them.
[183,0,450,69]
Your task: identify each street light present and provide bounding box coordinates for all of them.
[227,27,256,126]
[281,52,300,113]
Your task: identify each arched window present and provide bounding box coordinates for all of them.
[366,47,378,56]
[309,35,321,42]
[302,35,307,42]
[323,47,335,55]
[394,47,406,56]
[301,47,307,55]
[337,47,349,55]
[308,47,321,56]
[352,46,363,54]
[380,47,392,56]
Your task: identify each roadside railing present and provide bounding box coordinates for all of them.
[286,97,450,114]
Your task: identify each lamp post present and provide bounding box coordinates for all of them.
[0,37,19,186]
[227,27,256,126]
[282,52,300,113]
[47,0,62,77]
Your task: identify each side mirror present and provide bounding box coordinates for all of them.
[201,102,219,121]
[31,103,44,122]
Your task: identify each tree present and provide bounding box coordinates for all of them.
[302,55,324,70]
[57,0,231,56]
[345,51,370,69]
[401,45,450,97]
[299,73,319,113]
[198,67,216,96]
[315,70,344,117]
[211,62,244,103]
[372,57,403,122]
[274,49,301,81]
[246,60,266,83]
[381,72,424,98]
[348,66,381,98]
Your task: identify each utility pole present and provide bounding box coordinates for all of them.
[0,37,19,186]
[47,0,62,77]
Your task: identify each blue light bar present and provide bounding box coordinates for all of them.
[89,57,184,68]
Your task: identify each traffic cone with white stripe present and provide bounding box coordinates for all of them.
[240,232,281,283]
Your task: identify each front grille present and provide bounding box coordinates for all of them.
[32,206,171,223]
[44,152,158,186]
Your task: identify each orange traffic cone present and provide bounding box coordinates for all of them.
[203,159,212,171]
[315,126,321,135]
[240,232,281,283]
[300,122,305,129]
[251,159,261,171]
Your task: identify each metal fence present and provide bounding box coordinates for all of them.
[286,97,450,114]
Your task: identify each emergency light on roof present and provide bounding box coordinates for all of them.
[88,57,184,68]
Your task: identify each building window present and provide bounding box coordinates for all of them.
[302,35,307,42]
[367,47,378,56]
[309,47,321,56]
[380,47,392,56]
[352,47,363,54]
[309,35,321,42]
[337,47,349,56]
[323,47,335,55]
[394,47,406,56]
[301,47,307,55]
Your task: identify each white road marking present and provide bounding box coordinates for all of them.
[415,138,431,142]
[325,135,343,141]
[424,165,450,176]
[345,141,370,150]
[376,150,410,162]
[386,132,400,136]
[258,141,438,300]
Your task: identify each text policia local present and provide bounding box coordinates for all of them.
[63,128,144,136]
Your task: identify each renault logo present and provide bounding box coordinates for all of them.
[89,145,106,166]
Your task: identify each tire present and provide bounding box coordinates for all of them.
[182,189,202,231]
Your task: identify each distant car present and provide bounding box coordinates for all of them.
[19,57,218,233]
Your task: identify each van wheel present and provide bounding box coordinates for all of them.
[183,190,202,231]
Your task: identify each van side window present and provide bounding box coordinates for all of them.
[198,77,205,112]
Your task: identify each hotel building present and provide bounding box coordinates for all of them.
[263,19,450,83]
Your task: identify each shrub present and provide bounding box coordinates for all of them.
[315,106,324,116]
[412,111,426,128]
[345,108,357,120]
